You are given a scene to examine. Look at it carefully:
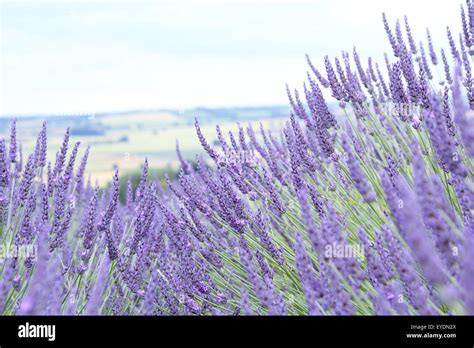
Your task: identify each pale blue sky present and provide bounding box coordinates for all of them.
[0,0,463,116]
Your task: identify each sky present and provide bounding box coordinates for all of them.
[0,0,464,116]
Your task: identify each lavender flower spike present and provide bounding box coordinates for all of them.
[100,169,120,260]
[380,171,447,285]
[294,232,322,315]
[9,120,17,163]
[342,134,376,203]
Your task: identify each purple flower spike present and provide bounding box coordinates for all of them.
[462,234,474,314]
[419,42,433,80]
[452,64,474,156]
[461,4,472,49]
[9,120,17,163]
[381,171,448,285]
[100,169,120,260]
[306,54,329,88]
[324,56,347,101]
[176,140,193,175]
[294,232,322,315]
[35,122,47,168]
[75,145,90,195]
[0,140,11,190]
[404,16,418,55]
[342,134,376,203]
[447,26,460,62]
[441,48,453,85]
[195,118,219,163]
[426,28,438,65]
[53,128,70,178]
[382,13,399,57]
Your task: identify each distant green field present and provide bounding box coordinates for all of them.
[0,109,288,185]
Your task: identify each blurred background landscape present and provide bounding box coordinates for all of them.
[0,106,291,184]
[0,0,462,185]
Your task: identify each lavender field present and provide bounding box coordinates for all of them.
[0,1,473,316]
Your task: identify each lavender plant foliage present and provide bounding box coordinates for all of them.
[0,1,473,316]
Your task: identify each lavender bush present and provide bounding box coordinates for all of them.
[0,1,473,316]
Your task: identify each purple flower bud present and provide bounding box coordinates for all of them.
[375,62,390,97]
[253,210,284,264]
[462,234,474,314]
[306,53,329,88]
[353,47,370,90]
[383,226,435,314]
[342,134,376,203]
[53,128,70,178]
[381,171,448,285]
[18,154,37,205]
[442,87,457,137]
[417,59,431,109]
[0,140,10,189]
[441,48,453,85]
[33,122,47,167]
[176,140,193,174]
[426,28,438,65]
[404,16,418,55]
[0,258,15,312]
[412,143,459,274]
[135,158,148,202]
[75,145,89,195]
[425,93,467,177]
[100,170,120,260]
[324,56,347,101]
[287,84,308,121]
[82,186,99,251]
[238,237,283,314]
[461,4,472,48]
[419,41,433,80]
[9,120,17,163]
[63,141,80,188]
[195,118,219,162]
[84,256,110,315]
[294,232,322,315]
[452,64,474,156]
[447,26,460,62]
[382,13,399,57]
[389,62,409,121]
[239,288,253,315]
